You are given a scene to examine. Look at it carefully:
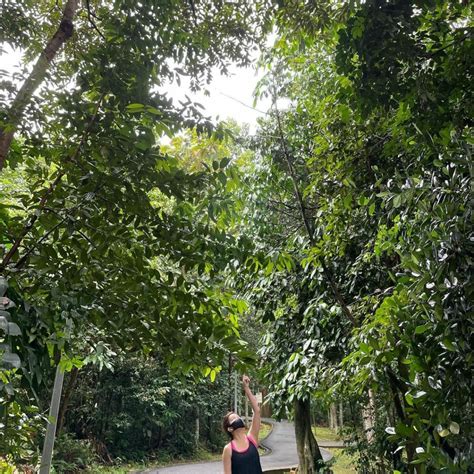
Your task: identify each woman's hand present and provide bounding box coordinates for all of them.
[242,374,261,442]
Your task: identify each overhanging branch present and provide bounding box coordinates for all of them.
[0,95,103,272]
[0,0,79,170]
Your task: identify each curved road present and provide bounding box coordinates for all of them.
[140,419,332,474]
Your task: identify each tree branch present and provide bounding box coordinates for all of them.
[1,95,103,272]
[271,91,356,326]
[85,0,106,41]
[0,0,79,170]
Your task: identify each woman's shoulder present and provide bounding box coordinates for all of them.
[223,442,232,454]
[247,433,258,447]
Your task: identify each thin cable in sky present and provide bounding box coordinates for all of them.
[218,91,269,115]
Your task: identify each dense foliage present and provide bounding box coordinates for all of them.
[61,355,231,463]
[0,0,269,468]
[235,0,473,472]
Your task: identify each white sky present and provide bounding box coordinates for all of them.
[164,64,272,133]
[1,44,272,134]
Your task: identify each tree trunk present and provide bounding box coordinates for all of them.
[362,389,376,444]
[0,0,79,170]
[389,364,417,472]
[228,353,233,411]
[195,406,200,448]
[272,94,356,326]
[329,403,338,431]
[261,388,272,418]
[57,366,79,434]
[234,371,238,413]
[294,398,323,473]
[338,402,344,431]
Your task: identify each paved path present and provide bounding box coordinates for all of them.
[318,440,345,448]
[140,419,332,474]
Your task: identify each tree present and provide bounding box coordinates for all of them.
[0,1,272,467]
[246,0,473,471]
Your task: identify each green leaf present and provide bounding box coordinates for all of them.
[126,103,145,111]
[414,324,430,335]
[393,195,402,208]
[147,106,161,115]
[360,342,371,354]
[210,369,216,382]
[220,157,231,168]
[441,339,456,351]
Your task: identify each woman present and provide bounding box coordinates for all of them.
[222,375,263,474]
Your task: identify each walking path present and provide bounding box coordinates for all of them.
[318,441,345,448]
[140,419,332,474]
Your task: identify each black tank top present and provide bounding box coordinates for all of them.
[230,434,263,474]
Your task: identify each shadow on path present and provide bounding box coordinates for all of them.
[139,418,332,474]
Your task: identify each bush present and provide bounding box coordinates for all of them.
[0,390,44,470]
[52,433,96,473]
[63,355,231,462]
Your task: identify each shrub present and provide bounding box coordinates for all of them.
[52,433,96,473]
[63,355,231,462]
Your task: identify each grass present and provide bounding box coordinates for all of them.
[309,426,355,473]
[85,422,273,473]
[278,449,357,474]
[258,421,273,455]
[312,425,341,442]
[259,421,273,441]
[327,448,357,474]
[85,446,220,473]
[85,464,144,474]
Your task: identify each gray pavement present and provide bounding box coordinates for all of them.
[318,440,345,448]
[140,419,332,474]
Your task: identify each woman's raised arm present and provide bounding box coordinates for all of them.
[243,375,261,442]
